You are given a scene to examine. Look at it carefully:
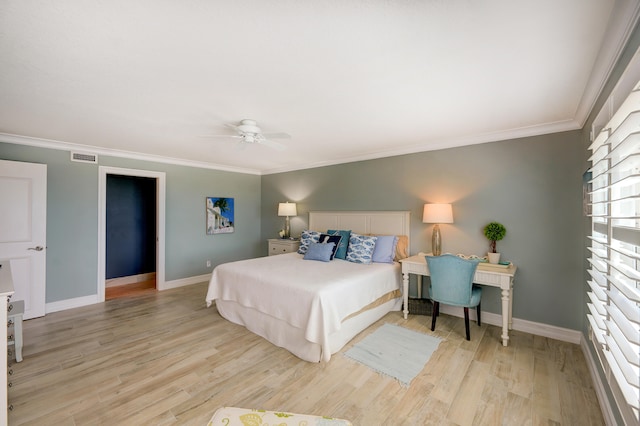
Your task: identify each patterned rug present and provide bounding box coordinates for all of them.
[344,323,441,386]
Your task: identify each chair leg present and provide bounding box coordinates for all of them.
[464,307,470,340]
[477,302,482,327]
[431,302,438,331]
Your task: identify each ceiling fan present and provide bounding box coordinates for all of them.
[206,119,291,150]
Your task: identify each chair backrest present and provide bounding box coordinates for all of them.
[426,254,480,307]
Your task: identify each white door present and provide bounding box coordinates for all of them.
[0,160,47,319]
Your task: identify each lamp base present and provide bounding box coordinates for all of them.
[283,216,291,239]
[432,224,442,256]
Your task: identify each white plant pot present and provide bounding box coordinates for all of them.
[487,252,501,264]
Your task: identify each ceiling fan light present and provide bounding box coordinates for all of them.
[237,119,261,134]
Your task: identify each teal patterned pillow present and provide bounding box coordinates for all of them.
[297,230,321,254]
[327,229,351,259]
[345,233,378,264]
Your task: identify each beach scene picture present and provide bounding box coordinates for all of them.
[206,197,234,235]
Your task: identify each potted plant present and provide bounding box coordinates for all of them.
[483,222,506,263]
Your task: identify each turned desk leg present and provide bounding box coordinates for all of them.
[402,272,409,320]
[508,283,514,330]
[501,288,510,346]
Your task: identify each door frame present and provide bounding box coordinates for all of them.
[98,166,166,302]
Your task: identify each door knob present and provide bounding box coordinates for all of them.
[28,246,44,251]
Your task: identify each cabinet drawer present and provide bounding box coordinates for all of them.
[268,239,300,256]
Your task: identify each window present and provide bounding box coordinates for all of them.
[587,77,640,422]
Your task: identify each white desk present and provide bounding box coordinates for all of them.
[400,254,517,346]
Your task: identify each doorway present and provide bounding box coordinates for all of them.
[98,167,166,302]
[105,174,157,299]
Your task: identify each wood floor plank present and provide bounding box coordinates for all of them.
[447,360,490,425]
[7,282,605,425]
[502,391,534,426]
[532,357,562,424]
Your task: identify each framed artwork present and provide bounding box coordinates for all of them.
[206,197,235,235]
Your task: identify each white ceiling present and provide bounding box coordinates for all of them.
[1,1,639,175]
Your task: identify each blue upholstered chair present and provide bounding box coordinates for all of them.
[426,254,482,340]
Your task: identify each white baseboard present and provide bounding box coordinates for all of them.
[50,277,578,346]
[580,338,618,426]
[438,305,582,344]
[45,274,211,313]
[46,294,101,314]
[158,273,210,291]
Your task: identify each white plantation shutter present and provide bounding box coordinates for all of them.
[587,79,640,421]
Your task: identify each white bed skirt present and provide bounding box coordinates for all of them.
[215,297,402,362]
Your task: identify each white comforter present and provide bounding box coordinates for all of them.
[206,252,402,361]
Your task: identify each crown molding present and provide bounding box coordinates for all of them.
[261,118,581,175]
[574,0,640,128]
[0,132,262,175]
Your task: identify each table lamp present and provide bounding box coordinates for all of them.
[423,203,453,256]
[278,202,297,239]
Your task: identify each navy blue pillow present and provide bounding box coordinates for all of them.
[319,233,342,260]
[303,242,335,262]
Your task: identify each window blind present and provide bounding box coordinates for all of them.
[587,79,640,421]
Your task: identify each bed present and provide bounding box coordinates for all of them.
[205,211,411,362]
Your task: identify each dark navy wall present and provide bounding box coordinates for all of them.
[106,174,157,279]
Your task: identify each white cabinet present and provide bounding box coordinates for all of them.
[0,262,15,424]
[268,239,300,256]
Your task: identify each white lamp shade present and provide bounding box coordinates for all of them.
[278,202,297,217]
[422,203,453,224]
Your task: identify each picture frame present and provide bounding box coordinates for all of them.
[206,197,235,235]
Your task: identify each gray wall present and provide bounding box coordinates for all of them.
[261,131,584,330]
[0,142,262,303]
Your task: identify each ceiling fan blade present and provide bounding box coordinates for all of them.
[262,132,291,139]
[199,134,242,139]
[261,138,287,151]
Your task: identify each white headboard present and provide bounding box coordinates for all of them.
[309,211,411,253]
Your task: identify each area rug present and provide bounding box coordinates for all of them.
[344,323,441,386]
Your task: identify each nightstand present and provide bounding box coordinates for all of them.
[268,238,300,256]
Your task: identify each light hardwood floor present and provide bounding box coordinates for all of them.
[8,282,604,425]
[105,280,157,300]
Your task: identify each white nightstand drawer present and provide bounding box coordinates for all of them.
[268,239,300,256]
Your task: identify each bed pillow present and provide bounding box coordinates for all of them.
[345,233,377,264]
[319,233,342,260]
[394,235,409,261]
[371,235,399,264]
[303,242,335,262]
[297,230,321,254]
[327,229,351,259]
